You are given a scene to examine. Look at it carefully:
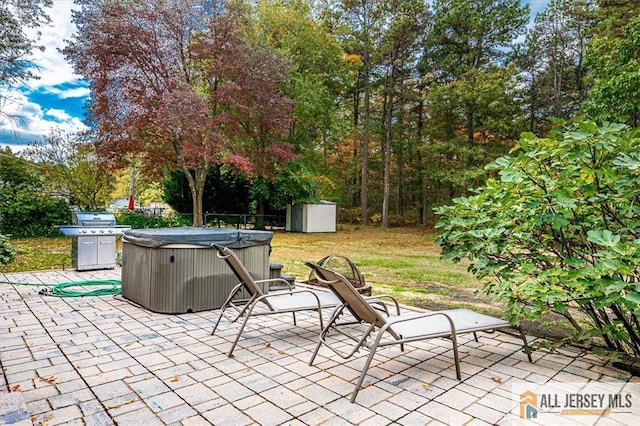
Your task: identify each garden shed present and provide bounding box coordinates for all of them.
[286,201,336,233]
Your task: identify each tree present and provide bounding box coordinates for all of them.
[592,0,639,38]
[23,129,114,210]
[423,64,522,195]
[423,0,529,143]
[64,0,294,227]
[162,165,251,215]
[377,0,428,227]
[515,0,596,129]
[0,146,39,187]
[338,0,386,225]
[436,122,640,357]
[0,0,52,86]
[253,0,348,148]
[0,0,52,124]
[418,0,528,214]
[583,16,640,126]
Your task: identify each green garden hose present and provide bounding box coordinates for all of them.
[0,279,121,297]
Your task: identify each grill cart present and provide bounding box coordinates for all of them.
[58,212,131,271]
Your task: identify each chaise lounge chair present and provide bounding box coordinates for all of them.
[211,244,344,356]
[304,262,532,403]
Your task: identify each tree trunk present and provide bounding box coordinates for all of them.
[396,141,403,217]
[361,63,370,226]
[255,201,266,230]
[466,110,474,144]
[192,189,203,227]
[382,79,393,228]
[416,98,426,226]
[183,166,207,227]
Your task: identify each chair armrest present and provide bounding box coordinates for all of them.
[253,287,324,306]
[365,294,401,315]
[255,277,295,290]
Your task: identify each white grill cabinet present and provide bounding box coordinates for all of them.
[121,228,273,313]
[58,212,131,271]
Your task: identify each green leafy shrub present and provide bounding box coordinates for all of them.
[1,149,72,238]
[436,122,640,357]
[0,188,71,238]
[0,234,16,265]
[115,210,191,229]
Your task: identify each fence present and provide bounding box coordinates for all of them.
[201,213,286,229]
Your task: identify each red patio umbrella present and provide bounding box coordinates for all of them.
[128,194,134,210]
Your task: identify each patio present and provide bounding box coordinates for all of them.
[0,268,637,425]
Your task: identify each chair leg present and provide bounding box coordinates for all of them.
[292,312,297,326]
[212,283,251,335]
[309,305,344,366]
[227,304,257,357]
[351,343,378,403]
[316,307,324,330]
[211,309,225,335]
[309,329,326,366]
[473,332,479,342]
[450,332,461,380]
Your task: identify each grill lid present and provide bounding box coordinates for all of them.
[72,212,116,227]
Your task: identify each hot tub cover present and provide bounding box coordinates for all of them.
[123,227,273,249]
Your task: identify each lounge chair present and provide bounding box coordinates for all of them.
[304,262,532,403]
[210,244,343,356]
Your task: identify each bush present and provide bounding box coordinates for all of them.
[0,234,16,265]
[436,122,640,357]
[0,187,71,238]
[115,210,191,229]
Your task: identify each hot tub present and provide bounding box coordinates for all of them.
[121,227,273,313]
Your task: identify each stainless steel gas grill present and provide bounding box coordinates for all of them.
[59,212,131,271]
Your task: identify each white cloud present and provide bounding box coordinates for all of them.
[1,1,88,151]
[0,88,88,151]
[50,86,91,99]
[25,1,84,90]
[0,91,87,133]
[45,108,72,121]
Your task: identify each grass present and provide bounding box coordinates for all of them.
[268,225,502,314]
[2,225,502,315]
[2,237,74,273]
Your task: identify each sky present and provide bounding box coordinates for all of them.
[0,0,550,153]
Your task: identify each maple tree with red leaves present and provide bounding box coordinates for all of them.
[64,0,294,226]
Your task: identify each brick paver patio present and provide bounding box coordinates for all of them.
[1,268,637,425]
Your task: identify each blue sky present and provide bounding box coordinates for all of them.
[0,0,549,153]
[0,0,88,152]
